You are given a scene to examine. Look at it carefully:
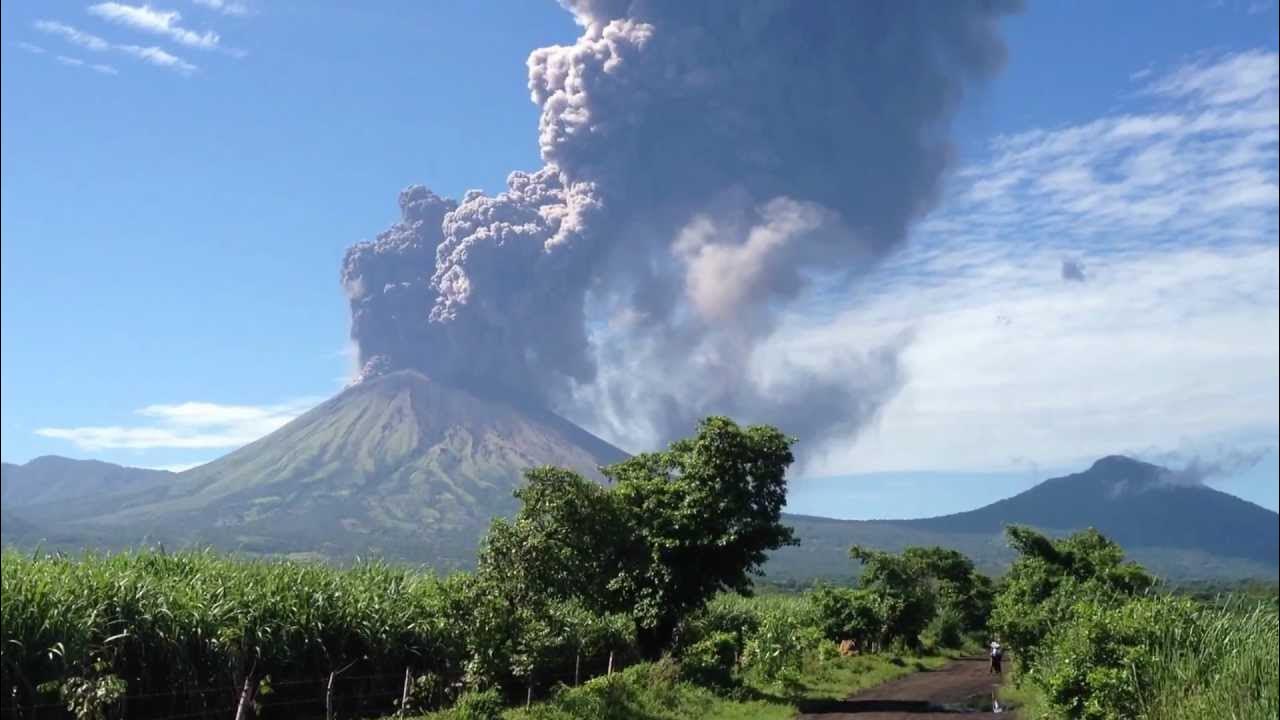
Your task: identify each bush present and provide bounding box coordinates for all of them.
[678,631,738,689]
[741,607,823,688]
[921,607,964,651]
[445,688,505,720]
[810,585,883,648]
[1032,596,1198,720]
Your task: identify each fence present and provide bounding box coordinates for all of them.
[1,651,632,720]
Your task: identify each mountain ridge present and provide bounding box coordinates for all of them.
[3,381,1275,581]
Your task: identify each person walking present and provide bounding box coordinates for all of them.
[989,637,1004,674]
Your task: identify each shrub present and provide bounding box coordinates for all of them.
[445,688,505,720]
[678,631,738,688]
[921,607,964,651]
[741,607,823,688]
[1032,595,1198,720]
[810,585,883,649]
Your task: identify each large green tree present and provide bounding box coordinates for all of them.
[477,416,798,657]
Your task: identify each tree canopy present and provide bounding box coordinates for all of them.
[477,416,798,656]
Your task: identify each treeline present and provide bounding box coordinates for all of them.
[990,525,1280,720]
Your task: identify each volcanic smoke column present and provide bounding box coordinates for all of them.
[343,0,1022,448]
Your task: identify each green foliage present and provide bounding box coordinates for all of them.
[740,606,824,690]
[479,417,797,656]
[992,526,1278,720]
[920,608,964,652]
[1033,596,1197,719]
[678,632,739,689]
[443,689,505,720]
[846,544,991,650]
[1139,600,1279,720]
[808,585,882,647]
[37,662,127,720]
[991,526,1155,669]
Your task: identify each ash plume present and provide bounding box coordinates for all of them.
[343,0,1021,451]
[1061,258,1088,282]
[1156,447,1271,487]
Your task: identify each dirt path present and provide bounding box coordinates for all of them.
[796,657,1013,718]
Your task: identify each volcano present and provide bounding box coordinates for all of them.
[772,455,1279,582]
[13,371,627,566]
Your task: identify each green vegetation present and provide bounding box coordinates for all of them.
[11,416,1273,720]
[1,417,982,720]
[991,525,1279,720]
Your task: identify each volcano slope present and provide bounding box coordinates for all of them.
[19,370,627,566]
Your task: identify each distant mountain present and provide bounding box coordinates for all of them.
[2,456,174,508]
[769,456,1279,582]
[10,371,627,566]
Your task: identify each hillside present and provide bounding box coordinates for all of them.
[10,371,627,566]
[2,456,174,508]
[768,456,1279,582]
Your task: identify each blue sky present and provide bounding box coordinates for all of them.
[3,0,1277,517]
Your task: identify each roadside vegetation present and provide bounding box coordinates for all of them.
[991,526,1279,720]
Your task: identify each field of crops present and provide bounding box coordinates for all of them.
[1,550,495,718]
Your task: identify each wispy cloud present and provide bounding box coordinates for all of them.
[16,41,47,54]
[117,44,198,74]
[192,0,250,17]
[34,20,111,51]
[143,461,210,473]
[88,3,221,50]
[33,18,198,74]
[53,55,121,75]
[36,397,322,451]
[758,50,1278,476]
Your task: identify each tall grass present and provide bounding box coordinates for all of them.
[1137,599,1279,720]
[1,549,471,717]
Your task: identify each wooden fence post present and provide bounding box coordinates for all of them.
[574,652,581,686]
[607,651,614,676]
[525,684,532,708]
[399,667,411,716]
[325,671,337,720]
[233,674,254,720]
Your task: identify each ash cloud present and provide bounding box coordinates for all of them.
[1062,258,1088,282]
[343,0,1021,450]
[1156,447,1271,487]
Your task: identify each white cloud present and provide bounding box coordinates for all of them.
[116,44,198,74]
[33,18,198,74]
[52,55,120,76]
[36,397,321,451]
[144,461,209,472]
[88,3,220,50]
[34,20,111,51]
[17,42,47,54]
[764,50,1279,475]
[192,0,250,17]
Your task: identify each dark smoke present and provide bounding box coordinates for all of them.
[343,0,1021,450]
[1062,258,1087,282]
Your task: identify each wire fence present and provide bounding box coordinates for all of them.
[1,652,633,720]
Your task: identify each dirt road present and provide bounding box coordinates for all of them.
[796,657,1013,718]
